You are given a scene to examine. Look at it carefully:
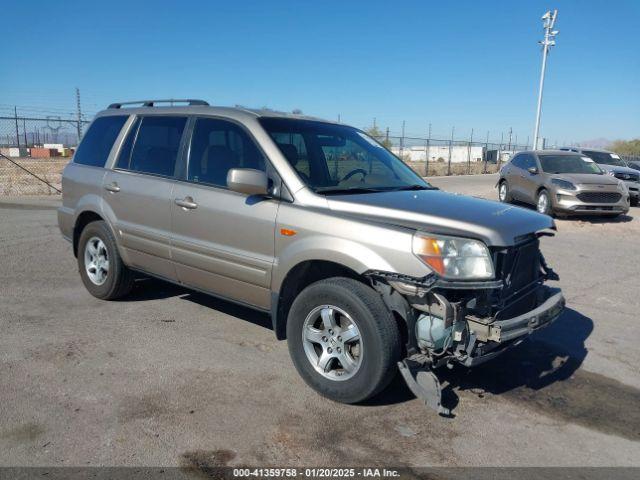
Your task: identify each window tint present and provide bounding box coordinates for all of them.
[511,154,526,168]
[129,116,187,177]
[522,154,537,169]
[115,117,140,169]
[270,132,310,179]
[73,116,128,167]
[260,118,427,192]
[188,118,265,187]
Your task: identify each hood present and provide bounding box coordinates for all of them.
[551,173,620,185]
[326,189,554,247]
[597,164,637,175]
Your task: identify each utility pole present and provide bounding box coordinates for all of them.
[76,87,83,141]
[533,9,558,150]
[507,127,513,151]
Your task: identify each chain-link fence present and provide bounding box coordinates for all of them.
[0,115,90,195]
[1,113,638,194]
[369,133,530,176]
[0,115,89,153]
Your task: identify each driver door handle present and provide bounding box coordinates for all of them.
[104,182,120,193]
[175,196,198,210]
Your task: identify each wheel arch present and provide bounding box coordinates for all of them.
[73,210,105,257]
[271,260,365,340]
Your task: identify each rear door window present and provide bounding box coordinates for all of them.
[128,116,187,177]
[115,117,141,169]
[73,116,128,167]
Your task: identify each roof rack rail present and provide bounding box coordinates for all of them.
[107,99,209,109]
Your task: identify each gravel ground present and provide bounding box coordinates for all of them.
[1,178,639,470]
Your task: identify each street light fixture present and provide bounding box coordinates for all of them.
[533,9,558,150]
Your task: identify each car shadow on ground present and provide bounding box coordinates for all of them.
[121,278,605,423]
[366,308,593,415]
[120,277,273,331]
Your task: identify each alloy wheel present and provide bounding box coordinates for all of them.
[84,237,109,285]
[301,305,363,381]
[537,192,549,214]
[499,183,507,201]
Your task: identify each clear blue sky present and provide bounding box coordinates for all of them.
[1,0,638,144]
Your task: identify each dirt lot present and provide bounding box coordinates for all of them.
[1,176,639,470]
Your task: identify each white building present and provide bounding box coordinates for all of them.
[391,145,485,163]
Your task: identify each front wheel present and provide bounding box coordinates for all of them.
[498,180,511,203]
[286,277,401,404]
[536,189,553,216]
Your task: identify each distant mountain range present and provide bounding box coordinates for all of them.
[575,138,611,149]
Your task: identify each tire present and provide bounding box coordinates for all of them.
[498,180,511,203]
[631,197,639,207]
[536,189,553,216]
[286,277,401,404]
[77,220,134,300]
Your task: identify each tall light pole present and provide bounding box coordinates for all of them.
[533,9,558,150]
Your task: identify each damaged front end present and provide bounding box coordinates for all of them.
[367,234,565,415]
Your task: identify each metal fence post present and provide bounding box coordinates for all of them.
[14,107,20,149]
[425,123,431,177]
[447,126,454,176]
[483,130,489,174]
[399,120,405,160]
[467,128,473,174]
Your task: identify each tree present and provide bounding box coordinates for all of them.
[608,139,640,156]
[364,125,393,149]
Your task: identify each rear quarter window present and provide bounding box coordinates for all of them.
[73,116,128,167]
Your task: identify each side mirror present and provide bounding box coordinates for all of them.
[227,168,269,196]
[527,166,539,174]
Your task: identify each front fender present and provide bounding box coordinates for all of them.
[272,232,430,293]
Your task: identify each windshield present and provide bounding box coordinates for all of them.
[259,118,432,194]
[539,154,603,174]
[582,150,626,167]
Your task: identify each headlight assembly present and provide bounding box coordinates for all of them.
[551,178,576,190]
[412,233,494,280]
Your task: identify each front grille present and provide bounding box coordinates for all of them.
[576,192,622,203]
[491,238,542,319]
[495,238,542,296]
[614,172,639,182]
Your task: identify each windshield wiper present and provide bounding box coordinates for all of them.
[316,187,386,195]
[388,184,438,191]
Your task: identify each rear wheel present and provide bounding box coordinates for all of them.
[286,277,401,404]
[536,189,553,216]
[498,180,511,203]
[78,220,134,300]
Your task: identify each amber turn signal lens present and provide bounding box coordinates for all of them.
[412,236,445,275]
[280,228,297,236]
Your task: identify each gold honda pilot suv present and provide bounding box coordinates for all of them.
[59,99,565,415]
